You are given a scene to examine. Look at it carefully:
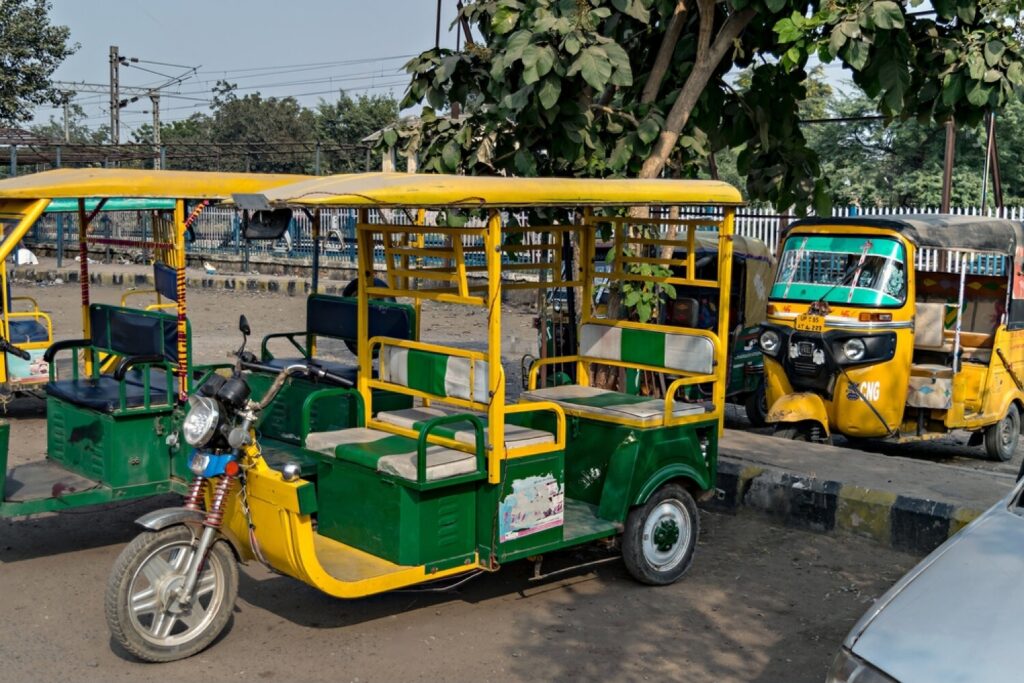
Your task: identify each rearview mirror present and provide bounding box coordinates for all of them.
[242,208,292,240]
[239,315,251,337]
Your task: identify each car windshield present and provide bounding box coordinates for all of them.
[771,234,907,307]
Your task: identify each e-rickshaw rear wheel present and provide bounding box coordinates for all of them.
[105,526,238,663]
[984,403,1020,463]
[622,483,699,586]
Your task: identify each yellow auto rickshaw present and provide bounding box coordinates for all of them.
[760,215,1024,461]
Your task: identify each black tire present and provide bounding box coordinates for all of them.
[106,526,238,663]
[773,423,811,441]
[622,483,699,586]
[984,403,1020,462]
[744,384,768,428]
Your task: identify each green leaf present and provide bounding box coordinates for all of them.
[941,71,964,105]
[984,40,1006,67]
[441,140,461,171]
[966,81,990,106]
[983,68,1001,83]
[844,39,869,71]
[637,116,660,144]
[514,147,538,176]
[538,74,562,110]
[564,33,581,55]
[765,0,787,13]
[575,47,613,91]
[967,52,985,80]
[1008,61,1024,86]
[535,46,556,78]
[636,300,652,322]
[624,289,641,307]
[382,128,398,147]
[661,283,677,300]
[871,1,904,29]
[492,6,520,34]
[956,0,976,23]
[608,136,633,170]
[504,30,532,62]
[828,27,848,56]
[773,18,802,43]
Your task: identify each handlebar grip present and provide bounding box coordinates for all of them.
[320,371,354,388]
[9,345,30,361]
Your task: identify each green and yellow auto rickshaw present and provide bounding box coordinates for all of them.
[0,168,310,516]
[760,215,1024,461]
[104,172,743,662]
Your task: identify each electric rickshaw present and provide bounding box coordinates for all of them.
[759,215,1024,461]
[104,172,743,662]
[0,168,310,517]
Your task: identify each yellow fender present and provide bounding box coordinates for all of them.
[766,392,831,437]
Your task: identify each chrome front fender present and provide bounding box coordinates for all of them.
[135,507,248,563]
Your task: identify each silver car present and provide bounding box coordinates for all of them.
[828,475,1024,683]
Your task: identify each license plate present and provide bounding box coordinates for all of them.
[795,314,825,332]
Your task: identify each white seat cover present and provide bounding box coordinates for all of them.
[520,385,706,426]
[376,407,555,449]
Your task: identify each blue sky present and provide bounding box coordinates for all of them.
[37,0,464,132]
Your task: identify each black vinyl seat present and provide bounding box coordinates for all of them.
[45,376,169,413]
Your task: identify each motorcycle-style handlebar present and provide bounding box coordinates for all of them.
[239,360,354,413]
[0,338,31,361]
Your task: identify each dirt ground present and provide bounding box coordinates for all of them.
[0,502,915,683]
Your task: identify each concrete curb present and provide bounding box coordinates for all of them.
[706,458,984,555]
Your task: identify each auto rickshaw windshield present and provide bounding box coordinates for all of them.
[770,234,907,307]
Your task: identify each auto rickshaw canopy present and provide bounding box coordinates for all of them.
[786,215,1023,254]
[253,172,744,208]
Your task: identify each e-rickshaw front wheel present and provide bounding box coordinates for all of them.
[622,484,699,586]
[984,404,1021,463]
[105,526,238,663]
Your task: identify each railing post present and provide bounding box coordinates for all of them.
[8,145,16,177]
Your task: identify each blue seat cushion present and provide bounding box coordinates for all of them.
[261,357,359,385]
[8,319,48,344]
[45,376,170,413]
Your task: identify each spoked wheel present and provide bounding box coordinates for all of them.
[622,483,699,586]
[984,404,1020,462]
[106,526,238,662]
[774,420,830,444]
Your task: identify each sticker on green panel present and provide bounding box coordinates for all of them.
[499,474,564,542]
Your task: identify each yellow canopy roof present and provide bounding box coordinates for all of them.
[0,168,312,200]
[257,172,743,208]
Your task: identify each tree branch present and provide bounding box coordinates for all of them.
[640,7,756,179]
[640,1,688,104]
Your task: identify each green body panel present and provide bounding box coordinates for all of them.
[315,456,477,567]
[513,411,717,524]
[45,396,175,489]
[247,372,411,444]
[0,480,180,516]
[474,450,566,564]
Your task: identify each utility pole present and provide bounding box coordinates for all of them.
[150,92,161,169]
[62,94,71,143]
[109,45,120,145]
[941,118,955,213]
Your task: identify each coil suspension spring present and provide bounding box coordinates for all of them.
[203,474,235,528]
[183,475,206,511]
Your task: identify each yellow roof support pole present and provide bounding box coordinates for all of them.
[356,208,373,424]
[174,199,189,401]
[76,198,93,375]
[580,208,594,326]
[714,208,737,438]
[485,209,505,484]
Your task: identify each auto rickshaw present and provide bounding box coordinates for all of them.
[0,168,310,516]
[103,172,742,662]
[759,215,1024,461]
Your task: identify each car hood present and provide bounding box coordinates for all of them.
[851,504,1024,683]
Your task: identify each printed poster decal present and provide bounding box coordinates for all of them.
[499,474,564,542]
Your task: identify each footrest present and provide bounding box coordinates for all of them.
[5,461,100,502]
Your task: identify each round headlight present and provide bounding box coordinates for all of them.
[843,338,867,362]
[759,329,781,355]
[183,395,220,447]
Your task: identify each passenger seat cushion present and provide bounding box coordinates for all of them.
[376,407,555,449]
[303,426,477,481]
[44,376,169,412]
[7,319,48,344]
[914,302,947,350]
[260,356,359,385]
[521,384,707,426]
[580,323,715,375]
[907,374,952,409]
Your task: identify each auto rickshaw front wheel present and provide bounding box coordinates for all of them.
[105,526,238,663]
[744,384,768,428]
[984,403,1021,462]
[622,483,699,586]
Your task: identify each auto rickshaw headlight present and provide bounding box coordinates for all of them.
[843,338,867,362]
[183,395,220,447]
[759,329,781,355]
